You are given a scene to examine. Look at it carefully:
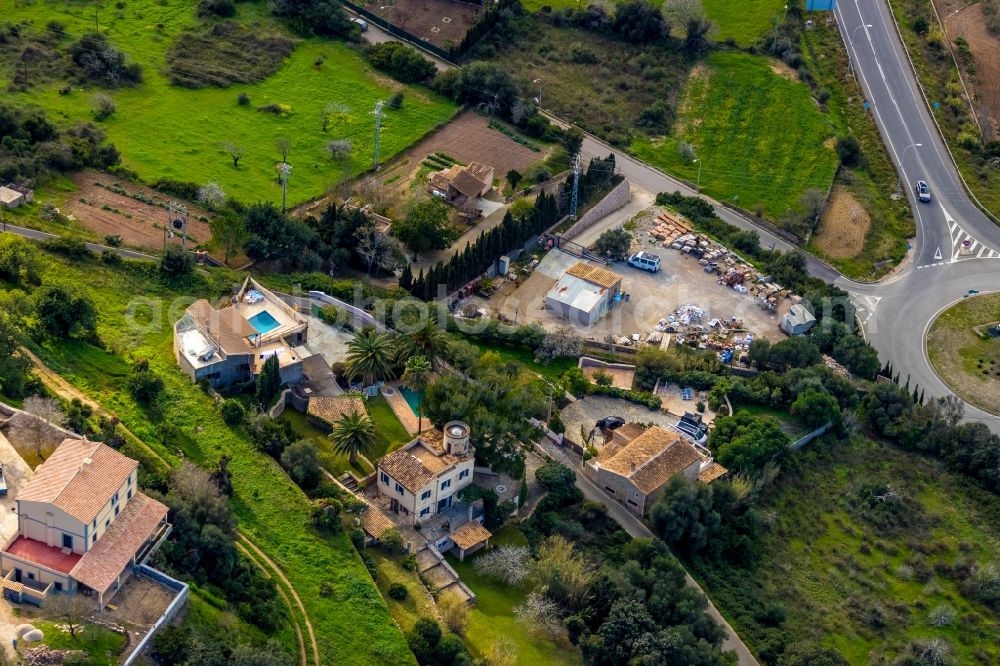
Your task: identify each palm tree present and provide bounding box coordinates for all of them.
[330,411,376,466]
[346,329,394,386]
[401,355,432,433]
[396,320,449,370]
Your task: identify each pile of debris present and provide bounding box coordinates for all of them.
[23,647,86,666]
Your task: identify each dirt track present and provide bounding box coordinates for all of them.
[936,0,1000,138]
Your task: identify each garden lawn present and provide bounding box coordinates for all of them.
[446,526,580,665]
[701,0,788,47]
[371,550,439,633]
[927,292,1000,416]
[631,52,839,223]
[688,437,1000,663]
[33,620,126,666]
[280,394,409,476]
[25,255,414,665]
[2,0,456,206]
[456,334,576,383]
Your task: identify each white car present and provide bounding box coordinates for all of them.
[350,17,369,32]
[628,251,661,273]
[915,179,931,203]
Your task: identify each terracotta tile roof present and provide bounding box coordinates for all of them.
[307,395,366,425]
[429,172,451,192]
[598,426,701,495]
[566,262,622,289]
[698,461,729,484]
[465,161,494,183]
[185,300,255,355]
[3,536,81,574]
[378,429,469,494]
[612,423,647,446]
[451,169,488,199]
[361,506,395,540]
[70,492,168,595]
[450,521,491,551]
[18,439,137,524]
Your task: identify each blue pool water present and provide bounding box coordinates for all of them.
[248,310,280,335]
[399,386,424,415]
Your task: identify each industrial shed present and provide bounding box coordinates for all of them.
[545,261,623,326]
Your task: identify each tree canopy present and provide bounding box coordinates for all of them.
[710,411,790,473]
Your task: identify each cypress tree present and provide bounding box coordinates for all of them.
[256,354,281,407]
[400,264,413,292]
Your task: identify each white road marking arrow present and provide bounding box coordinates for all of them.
[933,246,942,260]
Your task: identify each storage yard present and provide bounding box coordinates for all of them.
[478,205,793,346]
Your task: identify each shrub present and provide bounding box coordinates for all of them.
[365,42,436,83]
[92,94,116,121]
[380,528,404,554]
[220,399,245,425]
[836,135,864,168]
[388,91,405,110]
[43,237,89,260]
[128,367,164,403]
[69,33,142,87]
[237,92,250,106]
[198,0,236,17]
[388,582,408,600]
[593,370,613,387]
[103,234,123,247]
[159,244,194,281]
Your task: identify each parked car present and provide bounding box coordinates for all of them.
[350,17,369,32]
[675,412,708,446]
[915,179,931,203]
[628,251,661,273]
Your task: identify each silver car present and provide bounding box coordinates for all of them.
[915,180,931,203]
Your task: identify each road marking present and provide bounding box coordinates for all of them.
[939,204,998,262]
[933,246,942,260]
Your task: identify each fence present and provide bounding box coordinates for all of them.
[789,420,834,450]
[340,0,458,63]
[123,565,190,666]
[306,290,386,331]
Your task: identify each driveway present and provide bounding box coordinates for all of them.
[534,438,759,666]
[560,395,679,446]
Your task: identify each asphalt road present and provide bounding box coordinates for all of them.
[833,0,1000,431]
[1,222,157,261]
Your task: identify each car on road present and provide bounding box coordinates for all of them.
[628,251,661,273]
[350,17,369,32]
[915,180,932,203]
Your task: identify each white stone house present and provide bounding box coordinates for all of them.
[0,439,170,608]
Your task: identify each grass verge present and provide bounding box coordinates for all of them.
[701,0,788,47]
[32,620,126,666]
[926,292,1000,416]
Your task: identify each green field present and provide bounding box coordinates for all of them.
[702,0,788,47]
[927,292,1000,416]
[632,51,839,222]
[691,437,1000,663]
[1,0,456,206]
[25,255,414,664]
[446,526,580,665]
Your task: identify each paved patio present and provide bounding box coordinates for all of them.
[381,384,420,434]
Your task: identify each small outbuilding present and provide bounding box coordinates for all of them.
[780,303,817,336]
[545,261,623,326]
[307,394,367,431]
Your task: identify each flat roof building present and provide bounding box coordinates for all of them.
[545,261,623,327]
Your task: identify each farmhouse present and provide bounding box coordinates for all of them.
[586,425,727,516]
[428,161,495,203]
[780,303,817,336]
[545,261,623,326]
[173,276,308,389]
[0,439,170,608]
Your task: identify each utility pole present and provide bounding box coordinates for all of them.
[277,162,292,212]
[372,100,384,171]
[570,153,581,219]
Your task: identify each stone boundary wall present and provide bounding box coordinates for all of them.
[561,178,632,241]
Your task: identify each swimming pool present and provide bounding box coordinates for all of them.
[248,310,281,335]
[399,386,423,416]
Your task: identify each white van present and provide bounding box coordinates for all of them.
[628,251,661,273]
[350,17,369,32]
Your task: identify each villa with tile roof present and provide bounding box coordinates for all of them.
[372,421,492,559]
[173,276,309,389]
[587,425,728,516]
[0,439,170,608]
